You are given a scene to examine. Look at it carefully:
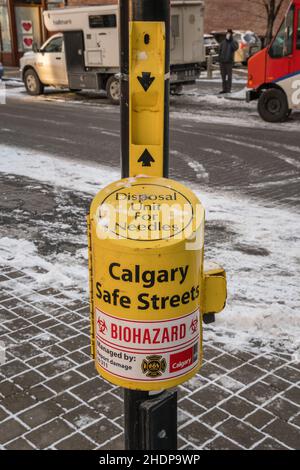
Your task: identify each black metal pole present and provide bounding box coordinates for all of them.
[120,0,170,179]
[124,388,178,450]
[124,389,151,450]
[119,0,176,451]
[119,0,130,179]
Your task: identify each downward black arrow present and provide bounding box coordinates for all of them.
[138,149,155,167]
[137,72,155,92]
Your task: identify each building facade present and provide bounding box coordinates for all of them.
[66,0,290,36]
[204,0,290,36]
[0,0,64,66]
[0,0,290,66]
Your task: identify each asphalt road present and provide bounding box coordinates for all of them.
[1,82,299,210]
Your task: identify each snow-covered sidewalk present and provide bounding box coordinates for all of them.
[0,144,299,450]
[0,144,299,353]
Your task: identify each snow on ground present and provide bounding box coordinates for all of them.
[171,107,300,133]
[197,187,300,354]
[228,87,248,100]
[0,144,117,194]
[2,79,23,87]
[197,68,248,84]
[0,236,88,300]
[0,144,299,354]
[4,86,119,113]
[198,77,247,85]
[174,87,300,132]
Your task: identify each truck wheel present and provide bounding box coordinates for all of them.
[258,88,289,123]
[24,68,44,96]
[106,76,120,105]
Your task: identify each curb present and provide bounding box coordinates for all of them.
[1,77,23,86]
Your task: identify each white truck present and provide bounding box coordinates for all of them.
[20,2,205,103]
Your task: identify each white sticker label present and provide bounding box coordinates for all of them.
[95,308,200,382]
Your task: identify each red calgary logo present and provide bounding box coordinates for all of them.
[169,347,194,373]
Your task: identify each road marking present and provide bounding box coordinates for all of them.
[101,130,120,137]
[0,111,72,126]
[171,127,300,170]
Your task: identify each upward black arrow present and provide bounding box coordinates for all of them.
[138,149,155,167]
[137,72,155,92]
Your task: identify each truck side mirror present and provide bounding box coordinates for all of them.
[32,42,39,53]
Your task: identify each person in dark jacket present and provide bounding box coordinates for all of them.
[219,29,238,94]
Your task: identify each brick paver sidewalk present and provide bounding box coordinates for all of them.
[0,267,299,450]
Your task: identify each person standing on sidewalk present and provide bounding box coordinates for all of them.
[219,29,238,94]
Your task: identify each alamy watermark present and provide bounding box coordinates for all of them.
[0,341,6,365]
[291,79,300,106]
[94,200,204,250]
[292,347,300,363]
[0,81,6,105]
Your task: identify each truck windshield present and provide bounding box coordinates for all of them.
[286,5,294,54]
[269,6,294,58]
[42,36,63,53]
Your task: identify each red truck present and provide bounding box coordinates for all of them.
[247,0,300,122]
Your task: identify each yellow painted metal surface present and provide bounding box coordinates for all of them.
[129,22,166,177]
[88,17,227,392]
[88,177,205,390]
[202,262,227,316]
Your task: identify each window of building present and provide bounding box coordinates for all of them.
[47,1,67,10]
[14,0,42,4]
[15,5,42,52]
[0,0,11,53]
[89,14,117,29]
[171,15,180,38]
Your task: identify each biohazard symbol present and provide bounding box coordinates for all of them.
[97,317,107,335]
[190,317,199,334]
[141,355,167,378]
